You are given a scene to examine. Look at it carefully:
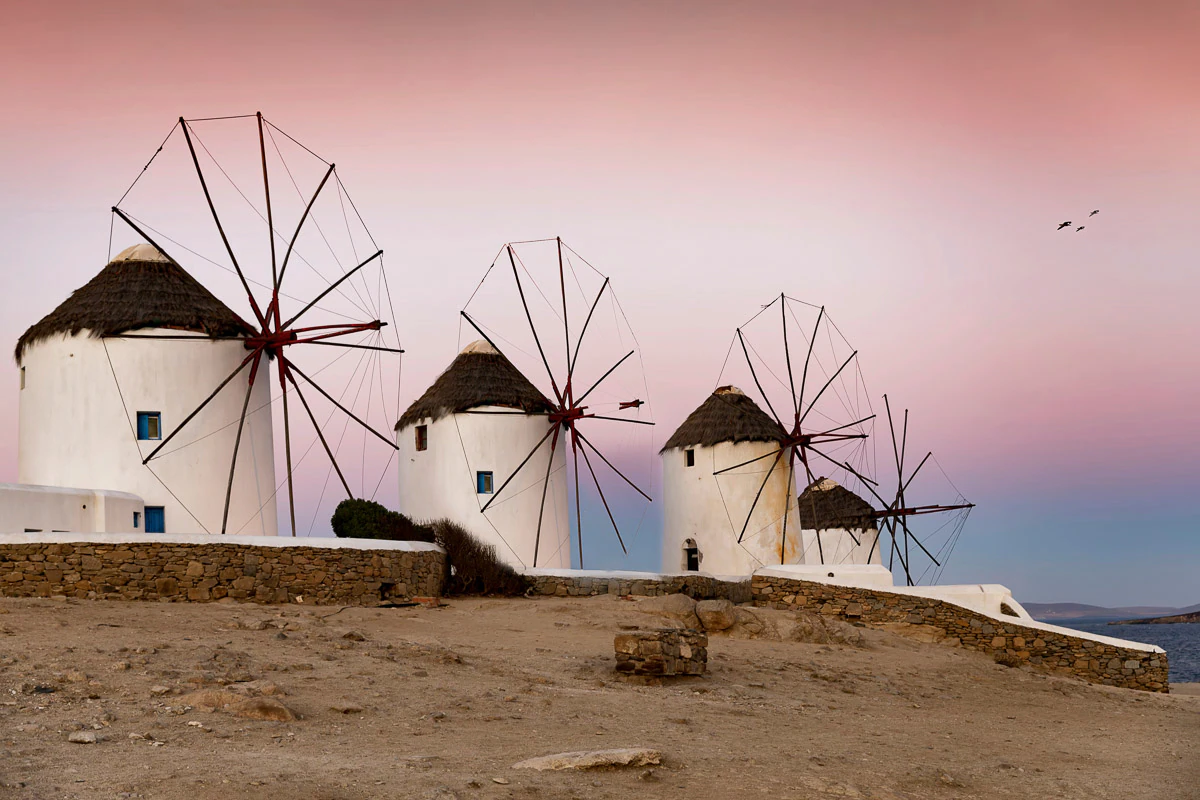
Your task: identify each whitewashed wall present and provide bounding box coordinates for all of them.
[0,483,144,533]
[397,407,569,569]
[796,528,883,566]
[18,331,277,536]
[662,440,801,574]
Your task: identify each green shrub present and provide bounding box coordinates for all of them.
[429,519,527,597]
[330,499,436,543]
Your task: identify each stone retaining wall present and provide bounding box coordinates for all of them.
[752,574,1168,692]
[526,572,750,603]
[0,538,445,605]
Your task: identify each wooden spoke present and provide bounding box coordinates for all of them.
[180,119,266,328]
[287,361,398,450]
[480,425,556,513]
[531,426,561,568]
[142,350,258,464]
[510,245,562,404]
[285,365,352,498]
[221,351,263,533]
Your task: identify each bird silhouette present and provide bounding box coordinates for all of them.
[1089,209,1100,216]
[1057,221,1073,230]
[1076,226,1085,232]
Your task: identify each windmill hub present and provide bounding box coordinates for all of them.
[246,329,298,353]
[549,406,587,426]
[783,429,814,448]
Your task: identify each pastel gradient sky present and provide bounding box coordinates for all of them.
[1,1,1197,605]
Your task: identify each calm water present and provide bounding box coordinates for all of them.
[1052,620,1200,684]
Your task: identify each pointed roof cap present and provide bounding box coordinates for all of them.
[395,340,554,430]
[796,477,877,531]
[660,385,785,452]
[15,243,254,360]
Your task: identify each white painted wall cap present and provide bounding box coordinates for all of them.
[112,243,170,263]
[0,531,443,553]
[460,339,499,355]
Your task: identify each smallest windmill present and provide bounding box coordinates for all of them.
[819,395,974,585]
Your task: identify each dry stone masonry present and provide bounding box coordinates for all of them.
[0,537,444,605]
[527,572,751,603]
[751,574,1168,692]
[614,628,708,676]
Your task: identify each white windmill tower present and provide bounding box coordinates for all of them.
[660,386,798,574]
[16,112,405,538]
[398,238,654,571]
[395,340,571,569]
[16,243,277,535]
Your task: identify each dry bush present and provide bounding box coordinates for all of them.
[428,519,527,597]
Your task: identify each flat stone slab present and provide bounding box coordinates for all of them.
[512,748,663,771]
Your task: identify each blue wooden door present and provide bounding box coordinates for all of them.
[145,506,165,533]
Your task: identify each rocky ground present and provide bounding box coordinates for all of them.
[0,594,1197,800]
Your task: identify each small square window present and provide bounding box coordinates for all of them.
[415,424,428,452]
[137,412,162,441]
[685,449,695,467]
[133,511,141,529]
[476,471,494,494]
[19,366,25,390]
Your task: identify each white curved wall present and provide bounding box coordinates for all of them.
[0,483,144,534]
[796,528,883,566]
[662,441,801,575]
[397,408,569,569]
[18,331,277,536]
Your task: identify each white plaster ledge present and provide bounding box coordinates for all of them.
[0,531,443,554]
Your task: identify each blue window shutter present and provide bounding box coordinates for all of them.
[137,413,149,440]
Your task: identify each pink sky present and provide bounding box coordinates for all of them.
[1,1,1198,604]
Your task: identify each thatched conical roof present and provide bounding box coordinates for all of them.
[396,340,554,430]
[15,244,254,361]
[661,386,785,452]
[796,477,878,531]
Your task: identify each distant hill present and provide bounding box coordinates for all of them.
[1023,602,1198,621]
[1111,610,1200,626]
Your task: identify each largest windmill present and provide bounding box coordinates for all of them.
[17,113,402,537]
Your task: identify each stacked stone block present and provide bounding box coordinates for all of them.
[614,628,708,676]
[0,541,445,605]
[751,575,1168,693]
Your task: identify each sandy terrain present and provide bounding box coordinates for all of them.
[1,595,1197,800]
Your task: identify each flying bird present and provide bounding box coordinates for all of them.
[1057,221,1073,230]
[1089,209,1100,216]
[1076,226,1085,232]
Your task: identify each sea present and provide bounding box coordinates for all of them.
[1050,620,1200,684]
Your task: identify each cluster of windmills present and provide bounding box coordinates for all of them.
[12,113,973,587]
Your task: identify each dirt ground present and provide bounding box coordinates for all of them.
[1,595,1197,800]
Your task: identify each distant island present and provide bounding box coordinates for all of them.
[1024,601,1200,622]
[1110,610,1200,626]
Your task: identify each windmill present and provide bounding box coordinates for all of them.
[456,238,654,568]
[104,112,402,536]
[819,395,975,585]
[710,294,877,566]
